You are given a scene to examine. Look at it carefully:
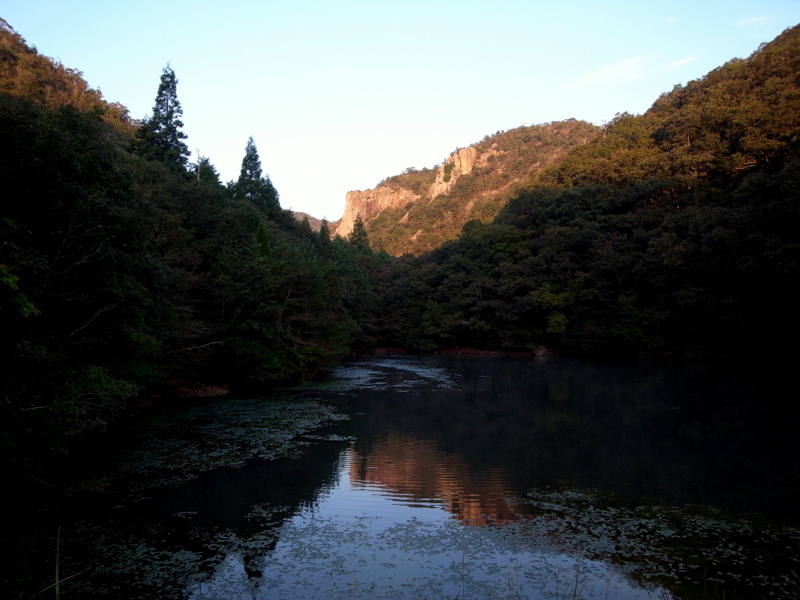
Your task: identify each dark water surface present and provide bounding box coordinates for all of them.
[6,355,800,599]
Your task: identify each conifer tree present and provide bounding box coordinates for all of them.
[349,214,370,251]
[232,137,280,215]
[136,65,190,170]
[195,156,221,184]
[319,220,330,242]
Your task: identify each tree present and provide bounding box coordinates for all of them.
[349,213,370,251]
[319,219,331,242]
[135,65,190,170]
[232,137,280,215]
[195,155,221,185]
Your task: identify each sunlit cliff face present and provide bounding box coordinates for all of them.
[348,432,524,526]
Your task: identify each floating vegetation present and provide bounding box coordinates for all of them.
[7,394,352,600]
[245,503,293,524]
[7,356,799,600]
[114,396,349,490]
[510,487,800,599]
[186,511,661,600]
[51,519,287,600]
[63,523,208,599]
[302,434,357,442]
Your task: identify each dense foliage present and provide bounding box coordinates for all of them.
[374,25,800,358]
[0,22,385,469]
[363,119,599,255]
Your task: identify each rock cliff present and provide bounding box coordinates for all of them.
[334,186,421,242]
[332,146,478,241]
[332,119,599,255]
[427,147,477,198]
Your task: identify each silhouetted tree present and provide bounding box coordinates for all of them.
[195,156,221,184]
[135,65,190,170]
[232,137,280,215]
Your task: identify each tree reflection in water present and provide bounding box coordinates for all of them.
[8,355,797,600]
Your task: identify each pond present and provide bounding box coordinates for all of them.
[6,355,800,599]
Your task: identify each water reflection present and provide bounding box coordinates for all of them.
[185,355,799,600]
[8,355,799,600]
[328,355,800,521]
[349,433,523,525]
[190,446,659,600]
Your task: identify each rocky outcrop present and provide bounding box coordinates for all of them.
[332,146,477,240]
[332,119,599,252]
[333,186,421,240]
[427,147,477,199]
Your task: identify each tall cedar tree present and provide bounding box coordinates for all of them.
[233,137,280,215]
[136,65,190,170]
[349,213,370,251]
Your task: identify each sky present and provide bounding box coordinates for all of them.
[3,1,800,221]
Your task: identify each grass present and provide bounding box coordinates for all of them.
[23,528,90,600]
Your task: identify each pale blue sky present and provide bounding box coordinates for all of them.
[3,1,799,220]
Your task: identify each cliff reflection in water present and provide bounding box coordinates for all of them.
[348,432,523,525]
[327,355,800,522]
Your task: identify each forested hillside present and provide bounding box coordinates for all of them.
[2,17,799,474]
[374,25,800,358]
[335,119,598,255]
[0,20,386,468]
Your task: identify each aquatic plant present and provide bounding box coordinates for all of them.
[512,487,800,599]
[114,396,348,490]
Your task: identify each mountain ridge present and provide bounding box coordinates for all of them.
[331,119,599,254]
[374,23,800,357]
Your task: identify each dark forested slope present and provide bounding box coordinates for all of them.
[376,25,800,358]
[0,21,385,469]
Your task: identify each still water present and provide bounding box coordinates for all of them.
[9,355,800,599]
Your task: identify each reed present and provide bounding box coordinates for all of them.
[26,528,89,600]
